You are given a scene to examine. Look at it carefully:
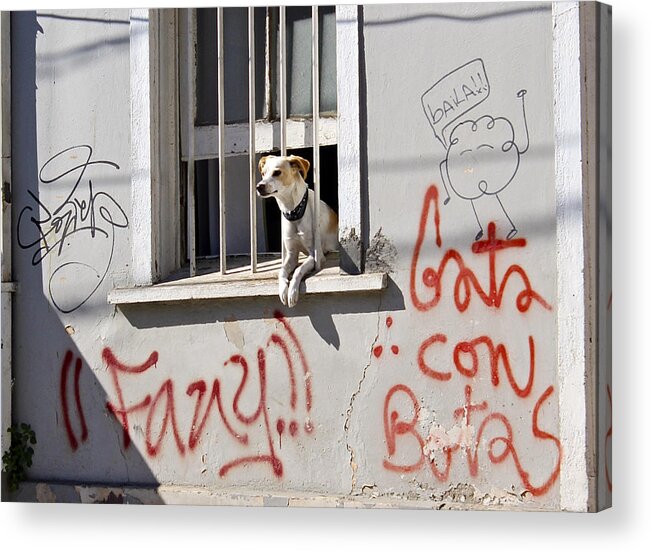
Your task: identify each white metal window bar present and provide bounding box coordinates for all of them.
[248,7,257,273]
[185,9,197,277]
[279,7,287,156]
[184,6,325,279]
[279,6,287,267]
[312,6,321,266]
[217,7,227,275]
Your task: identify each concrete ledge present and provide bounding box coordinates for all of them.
[10,481,554,511]
[108,270,387,306]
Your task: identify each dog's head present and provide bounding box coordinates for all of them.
[256,155,310,198]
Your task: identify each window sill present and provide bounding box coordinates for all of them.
[1,282,16,293]
[108,255,387,306]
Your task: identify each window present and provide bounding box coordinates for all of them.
[181,7,338,274]
[109,6,385,305]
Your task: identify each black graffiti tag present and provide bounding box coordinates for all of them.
[17,145,128,313]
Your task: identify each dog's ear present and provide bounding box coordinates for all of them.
[288,155,310,180]
[258,155,273,176]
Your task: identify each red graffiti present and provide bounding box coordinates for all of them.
[60,350,88,450]
[187,377,247,450]
[373,343,402,359]
[217,348,283,477]
[417,333,450,381]
[417,332,536,398]
[275,312,313,412]
[383,384,422,473]
[454,336,535,398]
[104,311,311,478]
[410,184,551,313]
[289,420,299,437]
[372,316,401,359]
[383,383,561,496]
[380,183,559,496]
[104,348,159,450]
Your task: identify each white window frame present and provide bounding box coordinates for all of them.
[1,11,14,468]
[109,6,384,306]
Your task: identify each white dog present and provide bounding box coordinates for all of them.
[257,155,338,307]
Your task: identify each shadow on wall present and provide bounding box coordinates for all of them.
[33,12,135,79]
[118,276,406,351]
[9,11,159,502]
[359,4,551,26]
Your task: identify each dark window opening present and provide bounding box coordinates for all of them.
[263,145,338,253]
[195,6,337,125]
[186,144,338,261]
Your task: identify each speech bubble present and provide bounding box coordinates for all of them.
[421,58,490,149]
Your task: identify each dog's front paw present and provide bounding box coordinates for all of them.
[279,279,289,306]
[287,281,300,308]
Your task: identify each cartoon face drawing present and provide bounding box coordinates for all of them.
[445,115,521,201]
[433,88,529,241]
[422,58,531,241]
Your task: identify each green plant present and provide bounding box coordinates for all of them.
[2,423,37,492]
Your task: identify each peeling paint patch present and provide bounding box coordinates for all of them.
[263,495,289,507]
[340,227,361,250]
[418,405,433,423]
[440,483,477,503]
[98,491,125,504]
[359,484,379,498]
[366,228,397,273]
[36,483,57,503]
[289,496,345,508]
[423,422,475,459]
[223,320,245,350]
[407,479,535,508]
[76,486,125,504]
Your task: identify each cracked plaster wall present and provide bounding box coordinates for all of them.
[7,3,600,511]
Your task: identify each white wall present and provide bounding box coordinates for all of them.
[7,3,607,512]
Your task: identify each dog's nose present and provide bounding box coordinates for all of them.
[256,182,267,195]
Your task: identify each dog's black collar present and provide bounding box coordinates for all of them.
[282,187,309,222]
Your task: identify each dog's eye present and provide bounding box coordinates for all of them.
[272,169,282,177]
